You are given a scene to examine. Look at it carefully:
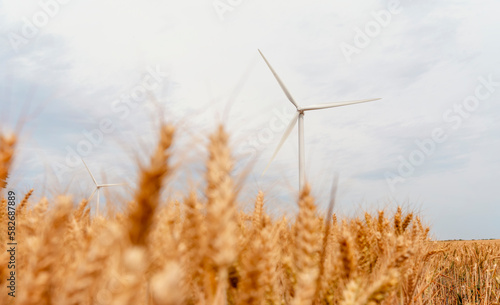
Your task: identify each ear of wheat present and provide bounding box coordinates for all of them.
[0,133,16,190]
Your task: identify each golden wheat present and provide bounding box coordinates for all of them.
[0,126,498,305]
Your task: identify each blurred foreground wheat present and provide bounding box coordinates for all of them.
[0,125,499,305]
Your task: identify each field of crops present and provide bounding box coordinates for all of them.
[1,125,499,305]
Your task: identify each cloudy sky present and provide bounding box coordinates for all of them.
[1,0,499,240]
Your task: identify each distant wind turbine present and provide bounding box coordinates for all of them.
[82,159,126,216]
[259,49,381,190]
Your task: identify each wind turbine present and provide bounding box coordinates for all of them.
[82,159,126,215]
[259,49,381,190]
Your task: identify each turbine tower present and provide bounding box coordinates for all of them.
[259,49,380,190]
[82,159,125,216]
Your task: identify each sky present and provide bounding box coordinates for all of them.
[1,0,499,240]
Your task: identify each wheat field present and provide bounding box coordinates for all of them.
[0,125,499,305]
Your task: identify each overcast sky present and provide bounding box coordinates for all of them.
[1,0,499,240]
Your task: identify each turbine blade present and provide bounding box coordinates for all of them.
[88,188,97,201]
[82,159,98,186]
[301,98,381,111]
[258,49,300,109]
[262,112,299,175]
[100,183,126,187]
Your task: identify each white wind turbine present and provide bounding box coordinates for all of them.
[259,49,381,190]
[82,159,126,215]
